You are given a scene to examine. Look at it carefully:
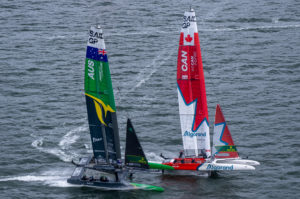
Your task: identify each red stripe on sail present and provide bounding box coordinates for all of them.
[215,104,235,146]
[179,32,184,46]
[177,32,209,131]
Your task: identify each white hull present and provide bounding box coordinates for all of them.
[198,162,255,171]
[214,158,260,166]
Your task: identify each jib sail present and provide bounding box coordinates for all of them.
[213,104,239,159]
[125,119,149,169]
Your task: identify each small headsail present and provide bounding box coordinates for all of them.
[125,119,149,169]
[213,104,239,159]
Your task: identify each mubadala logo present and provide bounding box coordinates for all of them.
[93,137,102,143]
[183,131,206,138]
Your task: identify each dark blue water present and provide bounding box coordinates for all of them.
[1,0,299,198]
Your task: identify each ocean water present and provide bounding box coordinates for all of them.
[1,0,299,198]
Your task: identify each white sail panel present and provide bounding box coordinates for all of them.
[178,88,198,156]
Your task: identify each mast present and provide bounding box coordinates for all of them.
[177,9,211,157]
[84,25,121,164]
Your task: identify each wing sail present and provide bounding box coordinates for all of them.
[85,25,121,163]
[177,9,211,157]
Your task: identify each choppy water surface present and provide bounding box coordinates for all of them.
[1,0,299,198]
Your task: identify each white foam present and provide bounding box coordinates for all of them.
[31,138,43,148]
[0,175,61,182]
[146,152,164,162]
[59,126,87,149]
[46,33,84,40]
[0,175,76,187]
[201,24,300,32]
[31,125,88,162]
[36,145,74,162]
[0,166,79,187]
[132,49,173,90]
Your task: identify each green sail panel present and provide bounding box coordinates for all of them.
[125,119,149,169]
[84,25,121,163]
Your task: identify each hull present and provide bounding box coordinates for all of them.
[214,158,260,166]
[161,157,255,172]
[198,162,255,171]
[162,158,206,170]
[148,162,175,170]
[67,178,164,191]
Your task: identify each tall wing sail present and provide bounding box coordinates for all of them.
[85,25,121,163]
[213,104,239,158]
[125,119,149,169]
[177,9,211,157]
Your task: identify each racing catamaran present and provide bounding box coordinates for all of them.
[67,25,164,191]
[160,9,259,174]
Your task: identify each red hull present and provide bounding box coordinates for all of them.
[162,158,206,170]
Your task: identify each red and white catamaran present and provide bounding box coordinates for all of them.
[159,8,259,174]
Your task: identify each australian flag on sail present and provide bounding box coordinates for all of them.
[86,46,108,62]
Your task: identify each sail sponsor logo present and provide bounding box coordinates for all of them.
[99,62,103,81]
[89,30,103,44]
[93,137,102,143]
[182,15,196,28]
[87,60,95,80]
[181,50,188,72]
[85,93,115,126]
[206,164,233,170]
[191,55,197,66]
[182,75,188,79]
[183,131,206,138]
[183,15,196,22]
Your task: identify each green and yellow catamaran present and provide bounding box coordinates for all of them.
[67,25,168,191]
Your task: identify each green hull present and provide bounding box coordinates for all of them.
[148,162,175,170]
[130,183,164,192]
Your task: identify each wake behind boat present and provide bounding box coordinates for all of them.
[67,25,164,191]
[158,8,259,175]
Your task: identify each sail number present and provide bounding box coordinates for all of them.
[181,50,188,72]
[88,60,95,80]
